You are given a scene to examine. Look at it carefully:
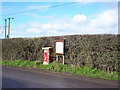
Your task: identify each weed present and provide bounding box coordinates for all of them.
[2,60,119,80]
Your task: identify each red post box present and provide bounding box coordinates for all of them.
[42,47,52,65]
[44,52,47,62]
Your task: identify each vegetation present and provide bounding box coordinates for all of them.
[2,35,120,73]
[2,60,119,80]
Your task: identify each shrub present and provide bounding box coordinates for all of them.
[2,34,120,72]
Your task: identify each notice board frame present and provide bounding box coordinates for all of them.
[54,38,65,55]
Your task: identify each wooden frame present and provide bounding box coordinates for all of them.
[54,38,65,55]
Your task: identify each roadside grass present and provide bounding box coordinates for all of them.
[2,60,119,80]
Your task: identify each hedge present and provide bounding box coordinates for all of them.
[2,34,120,72]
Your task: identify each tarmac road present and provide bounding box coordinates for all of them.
[2,66,118,88]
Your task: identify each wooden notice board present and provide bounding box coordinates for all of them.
[54,38,65,55]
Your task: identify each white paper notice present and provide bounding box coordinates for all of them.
[56,42,63,54]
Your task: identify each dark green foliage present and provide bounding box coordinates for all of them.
[2,34,120,72]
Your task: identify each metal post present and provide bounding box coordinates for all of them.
[7,17,13,39]
[5,19,7,39]
[8,18,10,39]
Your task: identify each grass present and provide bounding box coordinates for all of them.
[1,60,119,80]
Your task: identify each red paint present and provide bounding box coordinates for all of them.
[44,52,47,62]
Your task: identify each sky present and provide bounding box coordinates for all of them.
[0,1,119,38]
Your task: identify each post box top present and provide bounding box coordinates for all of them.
[42,47,52,50]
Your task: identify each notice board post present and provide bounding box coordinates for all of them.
[54,38,65,65]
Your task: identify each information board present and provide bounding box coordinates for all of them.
[56,42,64,54]
[55,38,65,55]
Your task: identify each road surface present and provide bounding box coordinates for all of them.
[2,66,118,88]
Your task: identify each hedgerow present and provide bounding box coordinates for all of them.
[2,34,120,72]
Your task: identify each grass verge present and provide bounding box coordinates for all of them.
[1,60,119,80]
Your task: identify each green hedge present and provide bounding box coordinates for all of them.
[2,34,120,72]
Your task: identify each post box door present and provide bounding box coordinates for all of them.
[44,52,47,62]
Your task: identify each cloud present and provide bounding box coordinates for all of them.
[18,24,27,29]
[26,5,50,11]
[26,13,53,19]
[76,0,119,3]
[72,14,88,23]
[16,9,118,37]
[90,9,118,33]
